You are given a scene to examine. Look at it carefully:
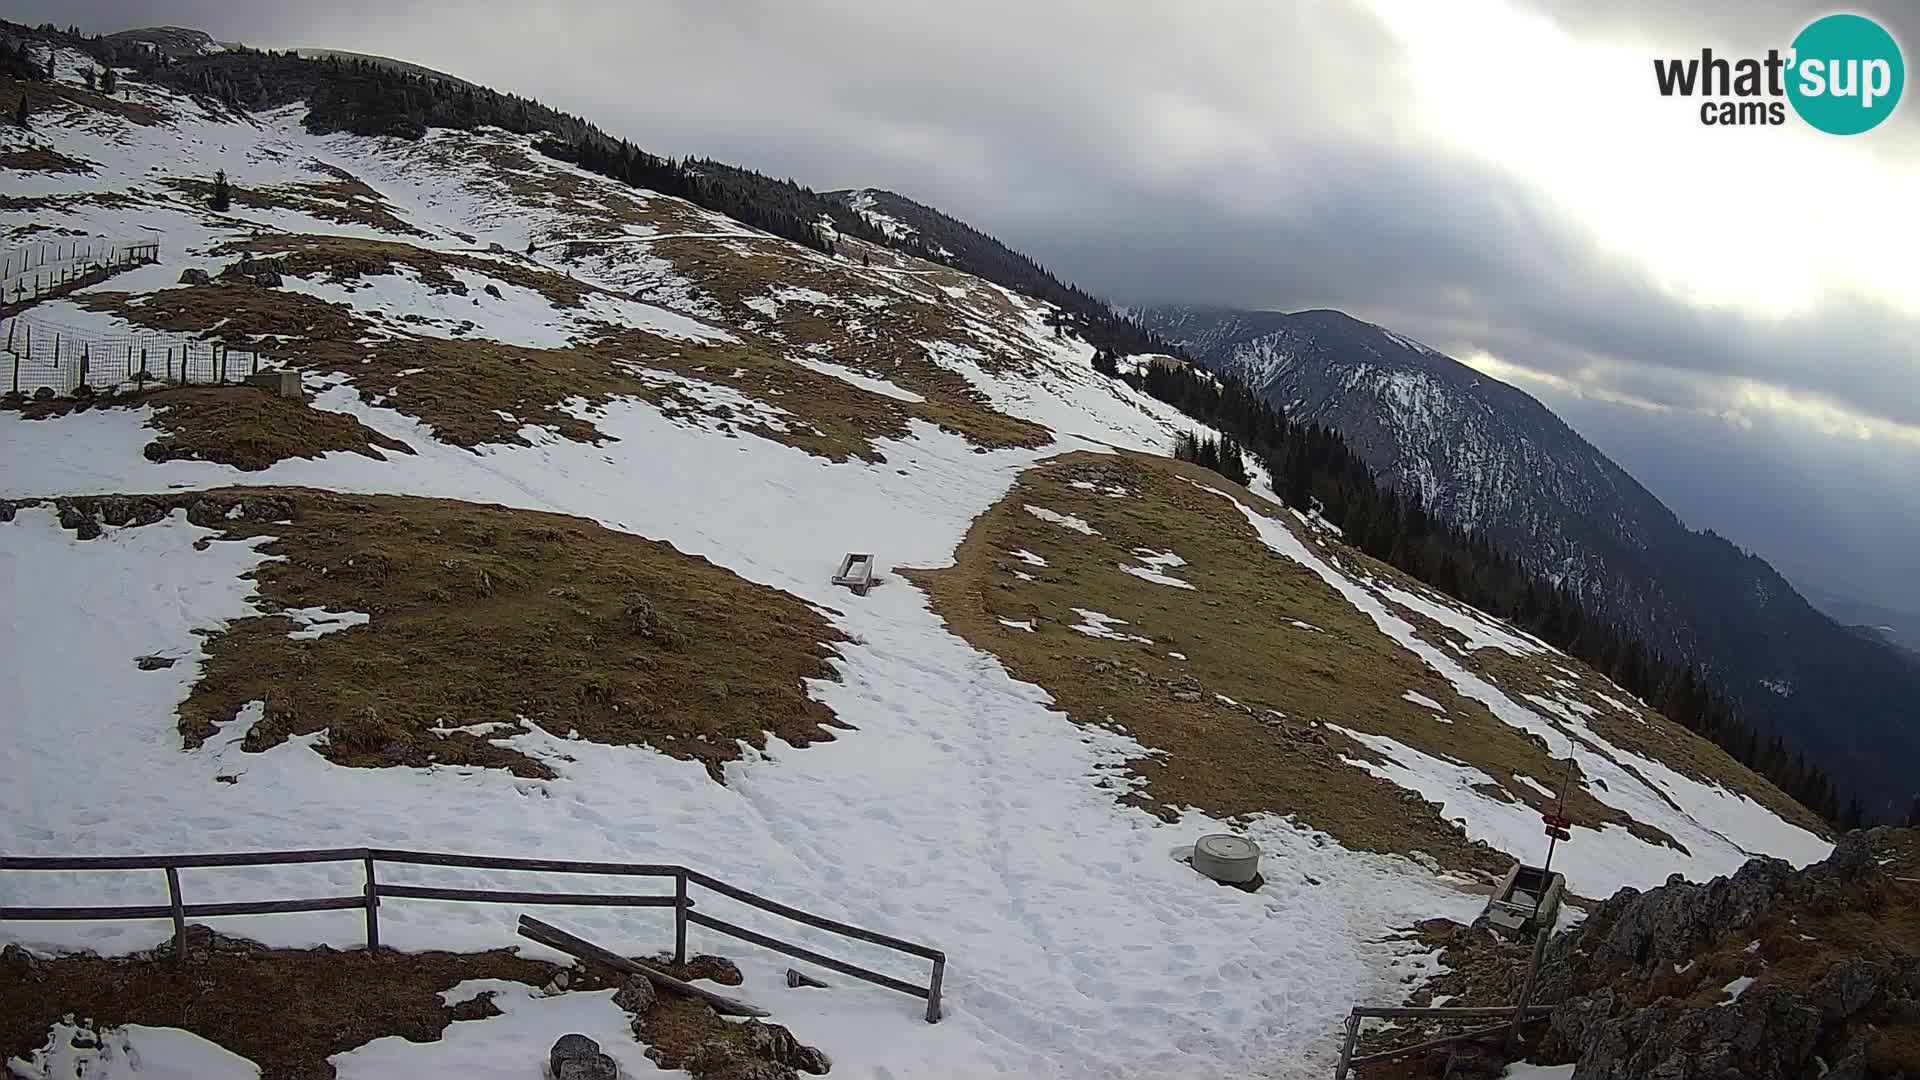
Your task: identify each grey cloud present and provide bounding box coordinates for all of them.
[9,2,1917,501]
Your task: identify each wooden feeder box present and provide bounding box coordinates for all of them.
[1483,862,1566,936]
[832,553,877,596]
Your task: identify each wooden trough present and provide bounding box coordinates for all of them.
[1482,862,1566,937]
[832,553,877,596]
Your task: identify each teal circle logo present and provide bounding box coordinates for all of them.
[1787,14,1904,134]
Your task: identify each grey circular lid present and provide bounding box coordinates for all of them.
[1196,833,1258,860]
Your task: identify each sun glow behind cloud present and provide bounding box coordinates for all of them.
[1363,0,1919,322]
[1366,0,1919,441]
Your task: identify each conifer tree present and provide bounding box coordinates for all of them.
[14,95,27,128]
[100,65,117,95]
[83,67,95,91]
[210,169,231,212]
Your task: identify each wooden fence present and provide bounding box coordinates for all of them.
[1,241,161,307]
[2,314,274,398]
[0,847,947,1023]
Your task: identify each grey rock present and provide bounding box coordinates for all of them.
[484,283,502,298]
[553,1054,618,1080]
[549,1033,601,1078]
[178,267,211,285]
[134,655,177,670]
[56,500,101,540]
[740,1019,831,1075]
[1540,842,1919,1080]
[613,973,657,1014]
[32,386,54,401]
[1812,958,1881,1020]
[1170,689,1203,703]
[786,967,829,989]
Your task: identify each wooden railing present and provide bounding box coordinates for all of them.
[0,847,946,1023]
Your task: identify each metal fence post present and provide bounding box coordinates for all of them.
[363,854,380,951]
[674,870,688,965]
[165,866,187,965]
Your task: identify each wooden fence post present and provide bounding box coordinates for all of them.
[674,871,688,965]
[1334,1010,1360,1080]
[165,346,173,383]
[165,866,187,965]
[1507,927,1550,1053]
[363,854,380,951]
[925,956,945,1023]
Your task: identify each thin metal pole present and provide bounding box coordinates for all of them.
[165,866,187,964]
[363,854,380,951]
[1535,755,1575,922]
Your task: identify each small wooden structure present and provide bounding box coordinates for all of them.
[243,370,302,399]
[1482,862,1566,936]
[518,914,768,1017]
[832,553,877,596]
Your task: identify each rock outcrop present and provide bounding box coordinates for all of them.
[1535,830,1919,1079]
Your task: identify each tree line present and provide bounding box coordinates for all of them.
[534,136,859,257]
[1116,358,1849,825]
[836,192,1180,358]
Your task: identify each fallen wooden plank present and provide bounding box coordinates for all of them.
[516,914,769,1018]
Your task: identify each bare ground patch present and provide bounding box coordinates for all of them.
[902,451,1687,877]
[1,928,828,1080]
[0,146,96,173]
[75,241,1045,459]
[162,174,424,236]
[34,488,847,780]
[0,930,559,1080]
[10,384,413,470]
[0,74,168,127]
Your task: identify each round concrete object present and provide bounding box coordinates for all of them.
[1192,833,1261,883]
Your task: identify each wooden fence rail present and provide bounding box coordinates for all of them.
[0,846,946,1023]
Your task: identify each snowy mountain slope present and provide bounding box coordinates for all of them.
[0,43,1834,1080]
[1145,304,1920,822]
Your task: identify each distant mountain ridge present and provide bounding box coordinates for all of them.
[1144,304,1920,821]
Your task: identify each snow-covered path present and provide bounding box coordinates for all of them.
[1,391,1477,1079]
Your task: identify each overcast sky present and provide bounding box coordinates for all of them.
[18,0,1918,610]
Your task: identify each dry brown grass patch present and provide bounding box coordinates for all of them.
[0,146,96,173]
[141,386,415,470]
[76,248,1040,460]
[905,451,1677,876]
[222,233,597,308]
[1,928,823,1080]
[0,929,562,1080]
[630,236,1049,452]
[12,385,413,471]
[162,175,422,235]
[1357,566,1828,838]
[0,74,167,126]
[79,488,855,780]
